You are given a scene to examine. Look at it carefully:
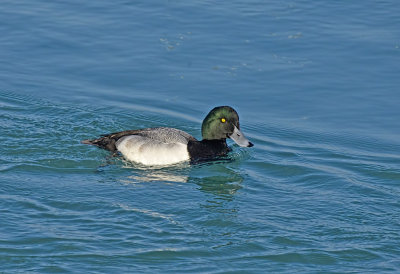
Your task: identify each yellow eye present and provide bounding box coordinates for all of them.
[221,118,226,123]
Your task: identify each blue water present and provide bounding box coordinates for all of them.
[1,0,400,272]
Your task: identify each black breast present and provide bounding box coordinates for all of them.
[187,139,231,161]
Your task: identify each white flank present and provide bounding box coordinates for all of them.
[116,135,190,166]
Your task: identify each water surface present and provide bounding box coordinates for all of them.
[1,0,400,272]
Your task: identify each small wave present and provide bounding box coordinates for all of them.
[115,203,180,225]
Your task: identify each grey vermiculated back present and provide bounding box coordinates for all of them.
[133,127,197,145]
[82,127,198,152]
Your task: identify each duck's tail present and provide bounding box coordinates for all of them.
[81,135,117,152]
[81,130,143,152]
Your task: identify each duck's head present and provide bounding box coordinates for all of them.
[201,106,254,147]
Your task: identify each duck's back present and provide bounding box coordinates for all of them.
[127,127,196,144]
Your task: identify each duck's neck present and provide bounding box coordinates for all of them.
[187,139,230,161]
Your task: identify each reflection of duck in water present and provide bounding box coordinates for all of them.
[82,106,253,166]
[125,170,189,183]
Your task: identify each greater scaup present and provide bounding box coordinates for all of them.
[82,106,253,165]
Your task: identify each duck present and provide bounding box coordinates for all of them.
[81,106,253,166]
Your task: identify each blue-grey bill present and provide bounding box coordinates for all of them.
[229,125,254,147]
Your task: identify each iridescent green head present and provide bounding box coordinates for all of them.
[201,106,253,147]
